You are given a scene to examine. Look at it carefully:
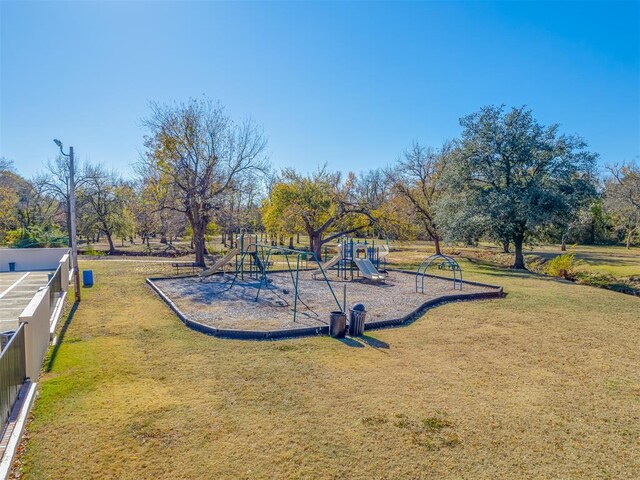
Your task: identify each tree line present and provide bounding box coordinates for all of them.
[1,99,638,269]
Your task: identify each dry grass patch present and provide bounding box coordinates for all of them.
[12,252,640,479]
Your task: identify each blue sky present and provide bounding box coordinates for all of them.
[1,1,638,178]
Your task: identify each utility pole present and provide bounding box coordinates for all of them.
[54,139,81,302]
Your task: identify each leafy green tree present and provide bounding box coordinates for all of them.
[261,168,375,260]
[0,159,19,242]
[261,182,305,245]
[555,174,598,251]
[577,199,614,245]
[373,193,422,241]
[441,105,597,269]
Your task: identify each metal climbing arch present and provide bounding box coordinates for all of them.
[415,254,463,293]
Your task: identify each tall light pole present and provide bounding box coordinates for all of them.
[54,139,81,302]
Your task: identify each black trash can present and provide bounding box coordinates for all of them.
[348,304,367,336]
[329,311,346,338]
[8,262,16,272]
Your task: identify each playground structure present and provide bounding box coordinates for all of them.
[199,231,342,322]
[200,233,264,279]
[314,237,389,281]
[147,235,504,340]
[415,254,463,293]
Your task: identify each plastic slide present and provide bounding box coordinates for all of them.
[353,258,385,281]
[311,252,342,278]
[200,248,240,277]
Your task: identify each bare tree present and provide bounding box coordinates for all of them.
[605,162,640,249]
[356,168,390,211]
[387,142,452,255]
[81,165,133,254]
[141,97,269,266]
[37,155,89,247]
[0,157,13,173]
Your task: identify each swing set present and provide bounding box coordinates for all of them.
[210,231,343,323]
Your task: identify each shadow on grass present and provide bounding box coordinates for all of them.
[337,334,390,352]
[529,249,640,267]
[46,302,78,372]
[337,337,364,348]
[464,257,564,282]
[360,335,390,349]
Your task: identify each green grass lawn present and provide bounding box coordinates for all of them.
[13,247,640,479]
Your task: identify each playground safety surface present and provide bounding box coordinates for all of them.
[149,270,502,338]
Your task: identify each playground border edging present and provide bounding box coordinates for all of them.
[146,270,503,341]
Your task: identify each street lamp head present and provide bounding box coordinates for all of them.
[53,139,63,148]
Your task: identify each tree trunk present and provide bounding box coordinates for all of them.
[433,236,442,255]
[513,234,526,269]
[193,224,206,266]
[288,236,294,249]
[502,241,510,253]
[626,227,637,249]
[105,232,115,255]
[561,233,567,252]
[296,232,300,245]
[309,232,323,261]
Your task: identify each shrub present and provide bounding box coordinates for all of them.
[83,245,106,256]
[544,253,580,280]
[6,226,67,248]
[575,272,640,297]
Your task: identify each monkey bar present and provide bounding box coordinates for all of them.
[415,254,462,293]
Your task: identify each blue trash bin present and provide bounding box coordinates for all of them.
[8,262,15,272]
[83,270,94,287]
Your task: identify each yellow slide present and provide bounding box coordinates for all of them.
[199,248,240,277]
